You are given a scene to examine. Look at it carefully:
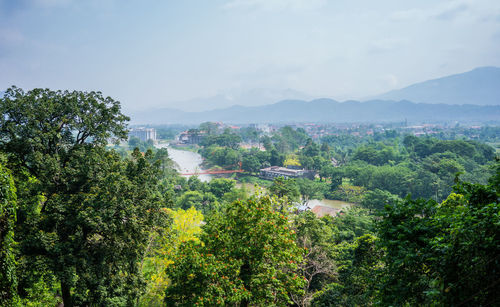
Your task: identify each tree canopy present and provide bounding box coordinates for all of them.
[165,196,305,306]
[0,87,167,306]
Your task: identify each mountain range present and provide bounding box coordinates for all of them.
[2,66,499,124]
[130,66,500,124]
[169,88,312,112]
[372,66,500,105]
[131,99,500,124]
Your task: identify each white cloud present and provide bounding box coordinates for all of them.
[223,0,327,12]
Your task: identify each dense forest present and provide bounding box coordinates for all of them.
[1,87,499,306]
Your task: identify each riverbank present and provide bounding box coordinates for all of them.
[158,143,353,210]
[156,143,212,182]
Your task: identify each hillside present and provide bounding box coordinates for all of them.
[170,88,312,112]
[130,98,500,124]
[373,66,500,105]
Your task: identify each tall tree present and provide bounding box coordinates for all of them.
[0,163,18,305]
[165,196,305,306]
[269,177,300,203]
[0,87,167,306]
[377,163,500,306]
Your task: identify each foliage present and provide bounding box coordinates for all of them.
[292,211,337,306]
[20,277,61,307]
[200,145,241,168]
[329,207,375,244]
[199,122,219,135]
[269,177,300,202]
[272,126,309,153]
[165,196,306,306]
[283,155,301,167]
[328,184,366,204]
[377,196,439,305]
[201,128,241,149]
[241,155,261,173]
[140,207,203,306]
[128,136,155,152]
[221,186,249,204]
[208,178,236,198]
[352,143,403,165]
[295,178,327,205]
[176,190,218,215]
[311,234,381,307]
[0,87,168,306]
[377,164,500,305]
[361,189,401,212]
[0,163,18,305]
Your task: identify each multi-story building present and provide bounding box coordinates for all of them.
[178,130,206,144]
[129,127,156,142]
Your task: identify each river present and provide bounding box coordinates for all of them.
[156,143,352,209]
[155,143,212,182]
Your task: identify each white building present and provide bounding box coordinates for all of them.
[129,127,156,142]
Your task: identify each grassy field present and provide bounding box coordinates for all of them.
[235,173,273,188]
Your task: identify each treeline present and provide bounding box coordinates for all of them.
[327,135,496,201]
[195,122,496,204]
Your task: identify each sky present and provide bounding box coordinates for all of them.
[1,0,499,112]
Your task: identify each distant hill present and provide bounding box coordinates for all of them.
[373,67,500,105]
[130,99,500,125]
[166,88,312,112]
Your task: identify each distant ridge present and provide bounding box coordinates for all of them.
[130,99,500,124]
[166,88,312,112]
[373,67,500,105]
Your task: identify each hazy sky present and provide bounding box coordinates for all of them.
[1,0,499,111]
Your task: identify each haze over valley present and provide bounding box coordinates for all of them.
[131,66,500,124]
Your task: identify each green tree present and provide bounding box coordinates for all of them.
[222,186,249,204]
[361,189,401,212]
[269,177,300,202]
[261,135,273,151]
[0,87,167,306]
[208,178,236,198]
[377,165,500,306]
[165,196,305,306]
[199,122,218,135]
[269,148,284,166]
[140,207,203,307]
[176,191,204,210]
[302,139,320,157]
[129,136,141,148]
[0,163,18,305]
[296,178,326,205]
[187,176,206,192]
[311,234,381,306]
[292,211,336,306]
[242,155,261,174]
[330,207,374,244]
